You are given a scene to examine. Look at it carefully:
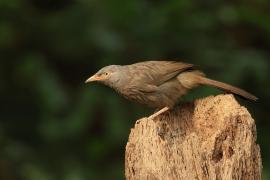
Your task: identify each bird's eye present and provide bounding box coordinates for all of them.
[105,72,108,76]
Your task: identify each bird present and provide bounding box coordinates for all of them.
[85,61,257,119]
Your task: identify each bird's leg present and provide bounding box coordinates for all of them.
[148,107,170,120]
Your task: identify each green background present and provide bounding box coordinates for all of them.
[1,0,270,179]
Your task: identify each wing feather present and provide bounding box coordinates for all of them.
[127,61,193,87]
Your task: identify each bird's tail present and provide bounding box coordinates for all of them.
[177,70,258,101]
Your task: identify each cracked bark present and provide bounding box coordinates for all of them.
[125,94,262,180]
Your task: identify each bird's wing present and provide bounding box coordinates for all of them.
[127,61,194,87]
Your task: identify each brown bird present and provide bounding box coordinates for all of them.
[85,61,257,119]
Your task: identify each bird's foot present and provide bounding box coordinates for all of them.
[148,107,170,120]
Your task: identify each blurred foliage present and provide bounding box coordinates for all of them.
[1,0,270,179]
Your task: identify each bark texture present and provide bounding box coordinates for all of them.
[125,94,262,180]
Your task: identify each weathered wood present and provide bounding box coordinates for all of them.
[125,94,262,180]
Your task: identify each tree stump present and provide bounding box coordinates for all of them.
[125,94,262,180]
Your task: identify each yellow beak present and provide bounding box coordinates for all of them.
[85,75,98,83]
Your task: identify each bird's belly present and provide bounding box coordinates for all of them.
[121,80,188,109]
[121,91,158,108]
[152,81,187,108]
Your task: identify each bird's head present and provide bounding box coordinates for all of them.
[85,65,124,87]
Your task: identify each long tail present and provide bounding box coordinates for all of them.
[178,71,258,101]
